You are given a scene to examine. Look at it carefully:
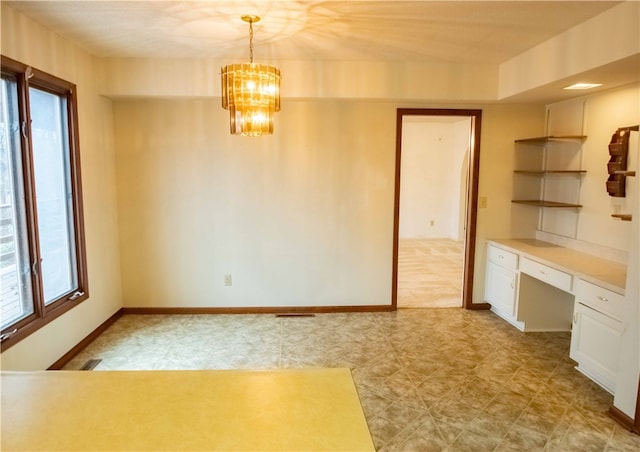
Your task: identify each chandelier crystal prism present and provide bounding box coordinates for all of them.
[221,15,281,136]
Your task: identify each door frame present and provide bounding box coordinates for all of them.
[391,108,487,310]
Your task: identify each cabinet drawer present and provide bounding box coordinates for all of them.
[520,257,572,292]
[487,244,518,270]
[575,279,625,320]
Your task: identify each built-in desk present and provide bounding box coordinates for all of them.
[485,238,628,393]
[488,238,626,295]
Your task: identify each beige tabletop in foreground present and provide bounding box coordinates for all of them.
[1,368,375,451]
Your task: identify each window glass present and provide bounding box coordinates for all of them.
[1,56,88,349]
[29,86,77,304]
[1,75,34,328]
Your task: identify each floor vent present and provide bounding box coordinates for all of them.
[275,313,315,318]
[80,359,102,370]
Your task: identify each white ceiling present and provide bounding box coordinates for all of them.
[6,1,637,103]
[5,1,623,64]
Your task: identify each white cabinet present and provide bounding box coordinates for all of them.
[486,262,517,316]
[570,279,625,394]
[485,245,518,325]
[485,239,628,399]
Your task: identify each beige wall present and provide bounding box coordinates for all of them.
[113,99,545,308]
[472,104,547,303]
[100,59,498,101]
[1,5,122,369]
[114,99,397,307]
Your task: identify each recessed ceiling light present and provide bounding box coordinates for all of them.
[563,83,603,90]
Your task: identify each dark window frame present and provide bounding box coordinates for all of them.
[1,55,88,351]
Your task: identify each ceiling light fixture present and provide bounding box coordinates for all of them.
[563,83,602,90]
[221,15,281,136]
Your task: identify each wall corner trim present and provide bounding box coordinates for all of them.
[47,308,124,370]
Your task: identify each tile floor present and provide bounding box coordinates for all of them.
[63,309,640,451]
[397,239,464,308]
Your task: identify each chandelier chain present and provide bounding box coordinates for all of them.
[249,20,254,63]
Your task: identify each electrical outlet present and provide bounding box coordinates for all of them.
[479,196,488,208]
[224,274,232,286]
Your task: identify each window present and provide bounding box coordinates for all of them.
[1,56,88,350]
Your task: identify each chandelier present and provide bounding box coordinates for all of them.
[221,15,281,136]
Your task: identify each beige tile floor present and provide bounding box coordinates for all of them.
[63,309,640,451]
[398,239,464,308]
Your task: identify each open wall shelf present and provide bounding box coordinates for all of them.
[511,101,588,238]
[512,133,586,213]
[514,170,586,175]
[515,135,587,144]
[512,200,582,208]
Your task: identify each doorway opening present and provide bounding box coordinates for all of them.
[392,109,483,310]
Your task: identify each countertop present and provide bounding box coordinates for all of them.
[488,238,627,294]
[1,369,375,451]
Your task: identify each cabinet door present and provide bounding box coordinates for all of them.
[485,261,517,317]
[570,302,623,393]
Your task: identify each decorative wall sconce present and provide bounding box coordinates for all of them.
[606,126,638,197]
[607,125,638,222]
